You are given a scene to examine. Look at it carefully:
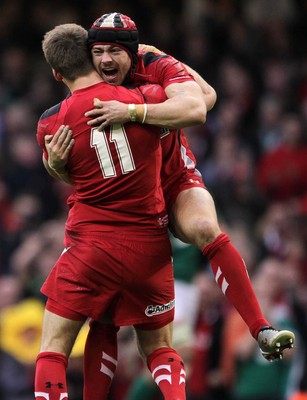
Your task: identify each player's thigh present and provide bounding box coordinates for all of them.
[172,187,218,226]
[135,322,174,359]
[40,308,85,357]
[170,187,221,248]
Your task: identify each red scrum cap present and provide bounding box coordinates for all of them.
[88,13,139,67]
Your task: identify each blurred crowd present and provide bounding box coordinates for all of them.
[0,0,307,399]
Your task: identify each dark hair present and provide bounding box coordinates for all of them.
[42,23,93,81]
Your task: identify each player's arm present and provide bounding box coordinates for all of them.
[43,125,74,184]
[183,64,216,111]
[85,79,207,130]
[138,68,216,127]
[141,80,207,128]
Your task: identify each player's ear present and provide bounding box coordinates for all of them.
[52,69,63,81]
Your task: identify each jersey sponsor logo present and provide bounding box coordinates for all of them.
[145,299,175,317]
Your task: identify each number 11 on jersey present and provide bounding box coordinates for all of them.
[90,124,136,178]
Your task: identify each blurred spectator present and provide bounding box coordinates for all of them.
[0,297,90,400]
[0,298,44,400]
[0,48,32,106]
[0,274,24,310]
[200,131,264,225]
[256,200,307,273]
[256,113,307,203]
[255,94,285,154]
[9,217,66,298]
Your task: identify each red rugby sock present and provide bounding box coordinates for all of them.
[147,347,186,400]
[202,233,269,339]
[35,352,68,400]
[83,321,119,400]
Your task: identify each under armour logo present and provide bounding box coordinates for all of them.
[45,382,64,388]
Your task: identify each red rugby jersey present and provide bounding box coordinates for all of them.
[134,51,195,88]
[37,82,169,232]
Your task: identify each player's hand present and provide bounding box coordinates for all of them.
[85,99,130,131]
[45,125,74,171]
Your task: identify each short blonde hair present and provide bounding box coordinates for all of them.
[42,23,93,81]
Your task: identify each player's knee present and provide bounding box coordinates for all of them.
[192,218,221,249]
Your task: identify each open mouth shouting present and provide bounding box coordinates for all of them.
[101,67,120,84]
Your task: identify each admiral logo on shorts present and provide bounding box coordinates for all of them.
[145,299,175,317]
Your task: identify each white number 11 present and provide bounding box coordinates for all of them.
[90,124,136,178]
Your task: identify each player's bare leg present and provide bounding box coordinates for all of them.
[135,322,186,399]
[35,309,84,400]
[170,187,221,249]
[170,187,295,358]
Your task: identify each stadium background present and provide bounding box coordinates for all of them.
[0,0,307,399]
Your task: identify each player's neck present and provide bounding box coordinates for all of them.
[68,71,103,92]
